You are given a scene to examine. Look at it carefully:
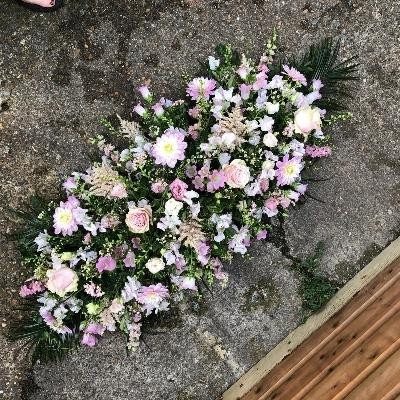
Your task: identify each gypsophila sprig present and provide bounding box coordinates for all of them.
[12,34,357,362]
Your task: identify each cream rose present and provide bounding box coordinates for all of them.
[145,258,165,274]
[294,106,321,134]
[125,206,152,233]
[46,267,78,297]
[223,159,251,189]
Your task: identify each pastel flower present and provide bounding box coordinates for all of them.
[110,183,128,199]
[265,102,280,114]
[237,64,251,80]
[275,154,303,186]
[305,145,332,158]
[185,165,197,178]
[264,197,279,217]
[81,323,105,347]
[164,198,183,216]
[46,267,78,297]
[53,205,78,236]
[208,56,220,70]
[125,205,152,233]
[193,175,205,190]
[223,159,250,189]
[123,251,136,268]
[152,102,164,117]
[84,282,104,298]
[207,170,226,192]
[138,85,151,101]
[256,230,268,240]
[282,65,307,86]
[253,71,268,90]
[263,132,278,148]
[19,280,45,298]
[240,83,252,100]
[137,284,169,316]
[96,256,117,273]
[294,106,322,134]
[63,177,77,193]
[169,178,188,201]
[151,180,167,193]
[152,127,187,168]
[145,257,165,274]
[133,103,147,117]
[186,77,216,101]
[259,115,275,132]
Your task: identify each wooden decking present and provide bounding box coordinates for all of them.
[222,239,400,400]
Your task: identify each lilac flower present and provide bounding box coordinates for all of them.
[133,103,147,117]
[196,242,210,265]
[210,258,228,282]
[53,201,79,236]
[123,251,136,268]
[152,102,164,117]
[264,197,280,217]
[172,276,197,291]
[253,71,268,90]
[138,85,151,101]
[275,154,303,186]
[151,180,167,193]
[240,83,252,100]
[152,127,187,168]
[193,175,205,191]
[282,65,307,86]
[256,230,268,240]
[34,231,51,253]
[186,77,216,101]
[96,256,117,273]
[229,226,251,255]
[63,177,77,193]
[121,276,141,303]
[185,165,197,179]
[81,323,105,347]
[137,284,170,316]
[206,170,226,192]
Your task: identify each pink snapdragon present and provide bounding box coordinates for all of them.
[186,77,216,101]
[282,65,307,86]
[81,323,105,347]
[19,280,45,298]
[305,145,332,158]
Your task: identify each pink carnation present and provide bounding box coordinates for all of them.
[169,178,188,200]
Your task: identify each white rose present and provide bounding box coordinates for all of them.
[263,132,278,148]
[294,106,321,134]
[164,198,183,216]
[146,258,165,274]
[223,159,251,189]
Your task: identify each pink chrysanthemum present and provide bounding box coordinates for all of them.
[137,284,169,316]
[152,127,187,168]
[186,77,216,101]
[282,65,307,86]
[275,154,303,186]
[53,197,81,236]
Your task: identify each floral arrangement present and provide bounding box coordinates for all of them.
[11,34,357,361]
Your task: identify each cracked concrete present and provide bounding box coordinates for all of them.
[0,0,399,399]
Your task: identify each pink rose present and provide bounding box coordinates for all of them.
[223,159,251,189]
[46,267,78,297]
[169,178,188,201]
[125,206,152,233]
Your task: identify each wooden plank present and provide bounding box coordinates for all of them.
[221,236,400,400]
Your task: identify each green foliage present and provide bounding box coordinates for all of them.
[8,299,79,363]
[292,242,340,321]
[290,37,359,111]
